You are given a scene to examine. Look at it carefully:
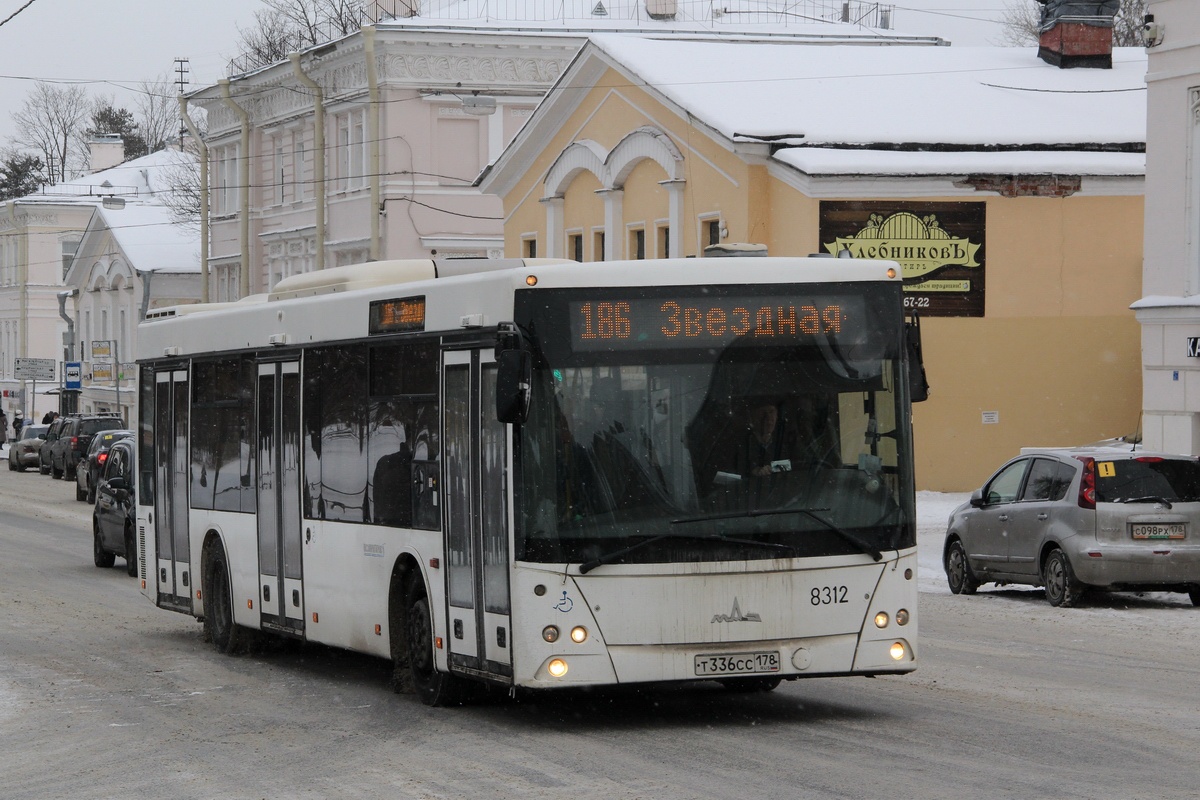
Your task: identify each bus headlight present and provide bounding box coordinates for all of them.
[542,625,560,643]
[889,641,907,661]
[547,658,569,678]
[570,626,588,643]
[874,612,889,628]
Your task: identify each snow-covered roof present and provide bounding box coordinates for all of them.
[571,37,1146,177]
[23,149,197,204]
[92,203,199,275]
[377,0,934,42]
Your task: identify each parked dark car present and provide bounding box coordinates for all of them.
[75,429,134,502]
[8,424,49,471]
[93,438,137,576]
[39,417,71,475]
[944,446,1200,607]
[50,413,124,480]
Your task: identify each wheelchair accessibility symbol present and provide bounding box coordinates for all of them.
[553,590,573,613]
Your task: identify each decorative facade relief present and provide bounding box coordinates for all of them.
[381,53,566,86]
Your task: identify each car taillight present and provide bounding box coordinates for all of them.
[1134,456,1164,463]
[70,436,79,447]
[97,452,108,465]
[1074,456,1096,509]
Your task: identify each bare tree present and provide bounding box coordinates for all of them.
[230,0,370,73]
[136,76,184,153]
[9,82,91,183]
[157,119,207,229]
[1000,1,1148,47]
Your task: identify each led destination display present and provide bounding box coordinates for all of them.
[568,294,864,352]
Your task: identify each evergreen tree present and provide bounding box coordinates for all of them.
[87,104,149,160]
[0,150,46,200]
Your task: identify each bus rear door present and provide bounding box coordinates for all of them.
[443,349,513,682]
[154,368,192,612]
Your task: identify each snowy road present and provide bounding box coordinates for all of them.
[3,464,1199,799]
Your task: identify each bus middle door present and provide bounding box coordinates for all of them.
[443,349,513,682]
[256,359,305,637]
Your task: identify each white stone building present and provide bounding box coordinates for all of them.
[0,149,201,425]
[1134,0,1200,452]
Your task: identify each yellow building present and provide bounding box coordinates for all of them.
[480,37,1147,490]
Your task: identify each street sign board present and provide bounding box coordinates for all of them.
[65,362,82,390]
[15,358,56,381]
[92,364,113,382]
[92,340,112,359]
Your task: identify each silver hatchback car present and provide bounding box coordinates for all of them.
[944,447,1200,607]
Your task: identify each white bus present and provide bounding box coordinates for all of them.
[136,256,924,704]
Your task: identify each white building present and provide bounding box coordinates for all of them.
[1133,0,1200,452]
[0,149,201,424]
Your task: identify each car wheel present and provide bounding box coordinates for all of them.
[39,458,49,475]
[93,520,115,568]
[87,483,96,504]
[405,576,466,706]
[51,461,63,479]
[946,539,980,595]
[75,478,88,502]
[124,526,138,578]
[7,456,16,471]
[1043,548,1084,608]
[1188,586,1200,607]
[203,543,246,654]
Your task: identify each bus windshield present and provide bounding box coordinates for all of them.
[515,284,916,567]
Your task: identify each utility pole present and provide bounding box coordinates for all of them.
[174,57,191,146]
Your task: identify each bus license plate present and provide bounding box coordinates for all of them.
[694,652,780,677]
[1132,523,1185,540]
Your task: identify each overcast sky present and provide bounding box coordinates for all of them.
[0,0,1011,152]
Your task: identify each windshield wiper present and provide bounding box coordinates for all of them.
[1118,495,1174,509]
[673,507,883,561]
[577,532,798,575]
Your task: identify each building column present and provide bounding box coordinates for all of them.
[659,179,686,257]
[597,188,624,261]
[540,196,564,259]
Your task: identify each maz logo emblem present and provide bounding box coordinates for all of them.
[711,598,761,623]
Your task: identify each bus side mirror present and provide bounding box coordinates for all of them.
[905,315,930,403]
[496,349,532,424]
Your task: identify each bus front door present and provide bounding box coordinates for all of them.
[154,369,192,612]
[443,350,513,681]
[256,360,305,636]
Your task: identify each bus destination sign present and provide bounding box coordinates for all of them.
[370,295,426,335]
[568,295,863,352]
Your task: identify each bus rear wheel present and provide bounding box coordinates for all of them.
[204,544,246,654]
[404,577,464,706]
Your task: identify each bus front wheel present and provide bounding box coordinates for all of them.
[404,577,464,707]
[204,544,246,654]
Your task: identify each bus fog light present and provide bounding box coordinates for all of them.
[542,625,560,643]
[874,612,889,628]
[889,642,907,661]
[895,609,910,626]
[548,658,568,677]
[570,626,588,643]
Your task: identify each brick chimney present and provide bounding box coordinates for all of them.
[1036,0,1120,69]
